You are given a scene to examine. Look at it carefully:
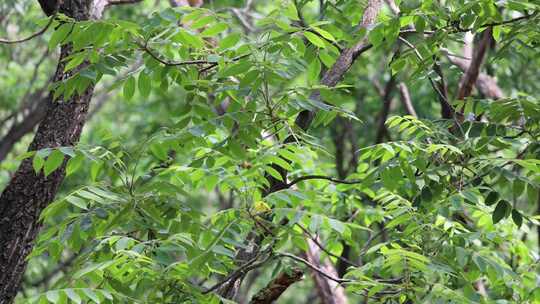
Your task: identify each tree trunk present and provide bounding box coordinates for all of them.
[0,1,97,302]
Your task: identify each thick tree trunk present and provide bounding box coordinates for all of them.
[0,1,96,302]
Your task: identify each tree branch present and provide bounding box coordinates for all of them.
[397,82,417,117]
[106,0,145,6]
[297,224,359,268]
[277,252,352,285]
[139,41,211,66]
[0,12,57,44]
[375,74,396,143]
[249,268,303,304]
[456,27,493,100]
[286,175,362,188]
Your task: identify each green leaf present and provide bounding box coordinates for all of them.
[267,155,293,171]
[33,154,45,174]
[492,200,511,224]
[49,23,72,50]
[310,26,335,42]
[138,72,151,97]
[265,165,283,181]
[484,191,499,206]
[175,29,205,48]
[201,23,228,37]
[368,24,385,47]
[191,15,215,29]
[511,209,523,228]
[65,289,82,304]
[46,290,60,303]
[123,76,135,100]
[304,31,326,48]
[44,150,65,177]
[327,218,345,233]
[218,33,241,49]
[221,61,251,77]
[284,2,300,21]
[66,195,88,210]
[307,58,321,84]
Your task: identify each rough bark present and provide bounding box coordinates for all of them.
[249,268,303,304]
[0,1,99,302]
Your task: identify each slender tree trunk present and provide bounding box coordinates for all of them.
[0,1,98,302]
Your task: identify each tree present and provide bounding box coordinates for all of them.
[0,0,103,301]
[1,0,539,303]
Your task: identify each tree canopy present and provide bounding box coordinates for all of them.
[1,0,540,303]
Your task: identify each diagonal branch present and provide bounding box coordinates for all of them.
[249,268,303,304]
[456,27,493,100]
[397,82,417,117]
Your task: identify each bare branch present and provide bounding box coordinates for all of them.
[297,224,359,268]
[442,49,504,100]
[277,252,352,285]
[456,27,493,100]
[286,175,362,188]
[203,247,273,295]
[375,74,396,143]
[0,12,57,44]
[106,0,145,6]
[305,239,348,304]
[397,82,417,117]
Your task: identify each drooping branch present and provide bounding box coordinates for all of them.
[203,251,274,295]
[0,10,57,44]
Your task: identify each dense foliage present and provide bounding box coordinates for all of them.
[1,0,540,303]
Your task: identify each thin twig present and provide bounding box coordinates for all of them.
[106,0,145,6]
[297,223,360,267]
[203,251,274,294]
[0,12,57,44]
[139,41,210,66]
[286,174,362,188]
[277,252,352,284]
